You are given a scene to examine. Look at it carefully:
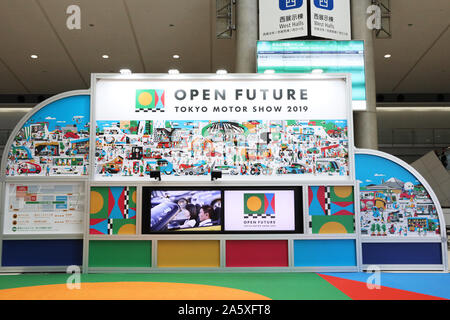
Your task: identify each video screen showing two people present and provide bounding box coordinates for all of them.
[150,190,222,231]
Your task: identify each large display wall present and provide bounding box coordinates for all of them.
[0,75,447,273]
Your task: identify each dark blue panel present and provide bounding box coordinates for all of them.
[2,240,83,267]
[362,242,442,265]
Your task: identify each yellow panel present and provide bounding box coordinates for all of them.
[157,240,220,268]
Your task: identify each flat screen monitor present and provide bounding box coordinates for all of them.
[257,40,366,110]
[142,188,222,233]
[224,188,299,232]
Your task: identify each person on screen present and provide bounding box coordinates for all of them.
[198,205,214,227]
[179,204,198,229]
[174,198,190,219]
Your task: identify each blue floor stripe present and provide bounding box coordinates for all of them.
[320,273,450,299]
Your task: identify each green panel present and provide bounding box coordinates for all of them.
[89,240,151,268]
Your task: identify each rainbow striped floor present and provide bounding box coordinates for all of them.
[0,272,449,300]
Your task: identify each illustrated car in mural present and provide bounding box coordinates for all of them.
[178,160,209,175]
[17,162,42,174]
[316,159,340,173]
[101,156,124,174]
[63,132,80,139]
[212,164,239,175]
[144,159,174,175]
[277,163,308,174]
[250,163,270,175]
[52,166,77,175]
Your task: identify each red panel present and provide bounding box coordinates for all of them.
[226,240,289,267]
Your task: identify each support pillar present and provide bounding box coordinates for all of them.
[235,0,258,73]
[352,0,378,149]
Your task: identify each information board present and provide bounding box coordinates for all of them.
[3,183,84,234]
[257,41,366,110]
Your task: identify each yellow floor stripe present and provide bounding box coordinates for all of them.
[0,282,271,300]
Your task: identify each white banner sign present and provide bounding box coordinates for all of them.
[92,74,352,182]
[259,0,308,40]
[95,77,347,120]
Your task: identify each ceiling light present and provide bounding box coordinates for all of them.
[119,69,132,74]
[264,69,275,74]
[384,54,391,59]
[102,54,109,59]
[30,55,38,59]
[173,54,180,59]
[168,69,180,74]
[216,69,227,75]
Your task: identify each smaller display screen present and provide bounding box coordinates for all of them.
[143,189,222,233]
[224,189,297,232]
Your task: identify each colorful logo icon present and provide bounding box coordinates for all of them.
[279,0,303,10]
[314,0,334,10]
[244,193,275,216]
[135,89,165,112]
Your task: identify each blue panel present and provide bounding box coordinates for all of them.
[2,240,83,267]
[294,240,356,267]
[362,243,442,265]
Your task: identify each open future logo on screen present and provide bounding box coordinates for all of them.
[135,89,165,112]
[243,193,275,218]
[314,0,334,10]
[279,0,303,10]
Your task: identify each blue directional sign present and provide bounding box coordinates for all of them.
[279,0,303,10]
[314,0,334,10]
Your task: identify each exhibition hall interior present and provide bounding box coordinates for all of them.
[0,0,449,301]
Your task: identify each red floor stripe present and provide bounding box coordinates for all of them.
[318,274,447,300]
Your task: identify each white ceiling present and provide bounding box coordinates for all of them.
[0,0,448,96]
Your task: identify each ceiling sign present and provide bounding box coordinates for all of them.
[259,0,351,41]
[259,0,308,40]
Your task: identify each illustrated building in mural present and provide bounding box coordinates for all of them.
[356,154,441,237]
[5,96,90,177]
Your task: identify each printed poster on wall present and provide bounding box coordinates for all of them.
[92,75,353,181]
[3,183,84,234]
[259,0,308,40]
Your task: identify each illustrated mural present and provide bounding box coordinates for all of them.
[95,119,349,178]
[307,186,355,234]
[356,153,441,237]
[5,95,90,177]
[89,186,137,235]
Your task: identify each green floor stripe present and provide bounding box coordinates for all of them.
[0,273,350,300]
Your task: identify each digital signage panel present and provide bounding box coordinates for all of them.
[142,188,222,233]
[224,189,299,232]
[257,40,366,110]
